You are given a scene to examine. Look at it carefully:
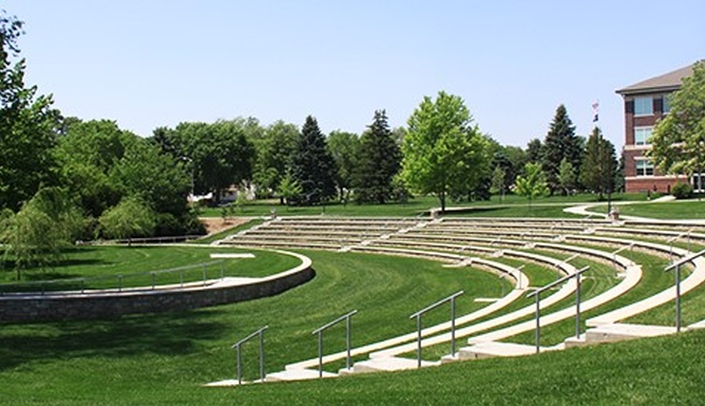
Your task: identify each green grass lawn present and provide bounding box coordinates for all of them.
[196,193,648,218]
[0,246,300,291]
[0,251,507,404]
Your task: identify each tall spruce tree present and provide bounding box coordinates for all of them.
[541,105,583,194]
[290,116,336,205]
[580,127,616,200]
[353,110,401,204]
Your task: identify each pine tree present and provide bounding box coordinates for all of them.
[580,127,616,199]
[353,110,401,204]
[541,105,583,193]
[290,116,336,205]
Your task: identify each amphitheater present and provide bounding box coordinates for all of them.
[3,203,704,390]
[204,206,705,385]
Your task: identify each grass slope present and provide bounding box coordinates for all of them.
[0,251,503,404]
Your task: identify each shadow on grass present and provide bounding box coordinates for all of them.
[0,308,230,371]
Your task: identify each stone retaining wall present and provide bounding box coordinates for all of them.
[0,251,314,322]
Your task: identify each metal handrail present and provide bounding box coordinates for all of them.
[527,266,590,352]
[409,291,464,319]
[409,290,464,368]
[664,248,705,332]
[231,325,268,385]
[312,310,358,335]
[0,260,225,296]
[312,310,358,377]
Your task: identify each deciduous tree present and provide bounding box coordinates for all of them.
[0,11,61,211]
[515,163,549,210]
[326,130,359,203]
[402,91,491,212]
[98,197,156,245]
[648,61,705,192]
[1,187,83,278]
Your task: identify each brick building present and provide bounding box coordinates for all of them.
[616,63,695,194]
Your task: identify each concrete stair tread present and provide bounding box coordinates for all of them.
[587,323,678,337]
[461,341,541,358]
[352,356,439,373]
[266,368,337,382]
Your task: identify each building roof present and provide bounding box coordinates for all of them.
[616,63,695,96]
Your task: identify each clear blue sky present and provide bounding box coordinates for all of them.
[5,0,704,148]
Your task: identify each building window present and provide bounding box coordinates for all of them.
[636,159,654,176]
[663,95,671,114]
[634,127,653,146]
[634,96,653,116]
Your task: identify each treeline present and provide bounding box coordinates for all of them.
[0,10,621,273]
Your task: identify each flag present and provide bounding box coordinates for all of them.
[592,101,599,122]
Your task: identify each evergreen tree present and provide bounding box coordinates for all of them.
[580,127,616,199]
[541,105,583,193]
[353,110,401,204]
[290,116,336,205]
[526,138,543,164]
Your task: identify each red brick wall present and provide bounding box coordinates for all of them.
[622,93,676,193]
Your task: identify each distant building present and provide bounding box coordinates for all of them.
[616,63,696,194]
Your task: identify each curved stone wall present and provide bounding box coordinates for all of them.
[0,250,314,322]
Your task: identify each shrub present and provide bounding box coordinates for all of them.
[671,182,694,199]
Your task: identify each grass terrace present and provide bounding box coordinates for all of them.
[3,194,705,404]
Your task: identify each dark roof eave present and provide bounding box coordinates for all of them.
[616,84,681,96]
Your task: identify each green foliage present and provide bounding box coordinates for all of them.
[671,182,694,199]
[1,187,83,277]
[490,165,506,201]
[526,138,543,163]
[649,61,705,177]
[327,130,359,202]
[402,91,491,212]
[54,119,125,217]
[353,110,401,204]
[156,120,255,202]
[252,120,299,197]
[290,116,337,205]
[277,172,303,207]
[0,11,61,211]
[541,105,584,193]
[557,158,576,195]
[515,162,549,209]
[98,197,156,243]
[579,127,616,199]
[235,190,248,213]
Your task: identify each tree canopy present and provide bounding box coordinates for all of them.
[648,61,705,180]
[327,130,359,202]
[515,162,549,209]
[402,91,491,212]
[0,11,61,211]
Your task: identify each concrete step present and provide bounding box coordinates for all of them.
[350,356,440,374]
[266,368,337,382]
[584,323,678,344]
[455,341,554,360]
